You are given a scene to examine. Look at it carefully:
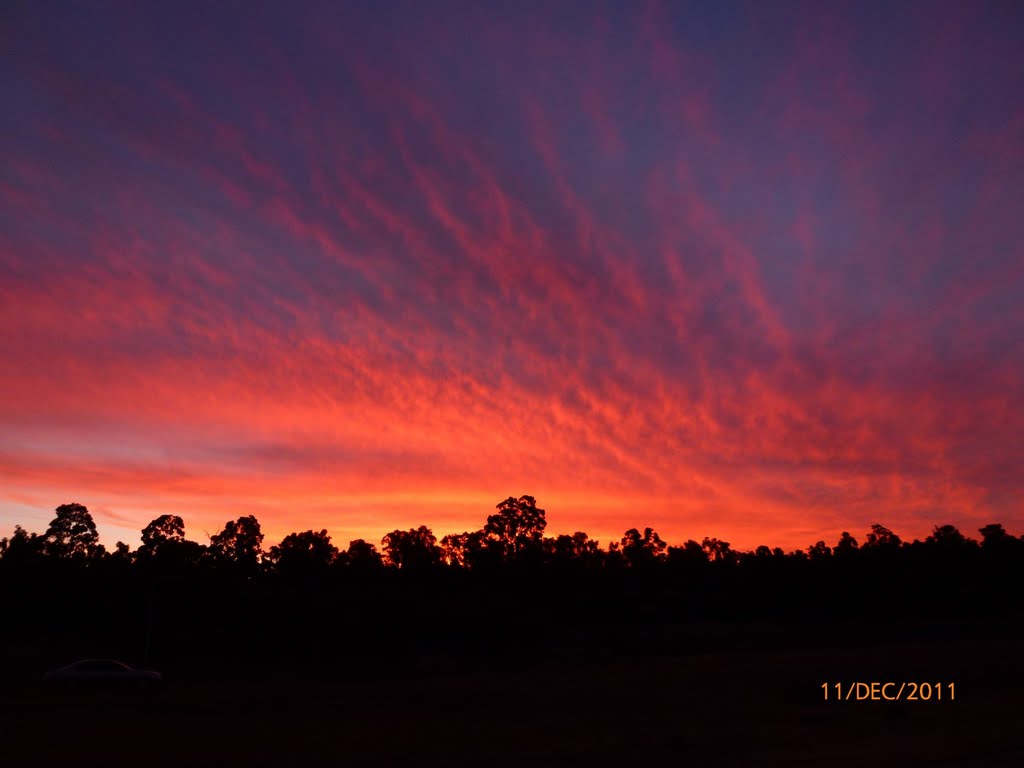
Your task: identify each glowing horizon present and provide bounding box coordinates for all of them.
[2,2,1022,552]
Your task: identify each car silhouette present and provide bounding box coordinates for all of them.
[42,659,163,689]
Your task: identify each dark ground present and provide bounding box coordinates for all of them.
[2,619,1022,767]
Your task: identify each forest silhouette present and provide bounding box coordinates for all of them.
[5,497,1022,580]
[3,496,1022,663]
[3,497,1024,766]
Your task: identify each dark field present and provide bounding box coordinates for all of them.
[3,620,1022,767]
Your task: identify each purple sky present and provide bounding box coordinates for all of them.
[1,1,1022,550]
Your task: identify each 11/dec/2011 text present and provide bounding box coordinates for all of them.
[821,682,955,701]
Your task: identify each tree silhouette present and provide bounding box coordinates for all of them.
[807,540,832,561]
[834,531,859,558]
[485,495,547,560]
[0,525,42,564]
[976,524,1021,569]
[382,526,442,569]
[863,524,902,551]
[924,524,978,559]
[137,515,203,571]
[667,539,708,567]
[43,503,101,559]
[209,515,264,570]
[268,529,338,577]
[621,527,667,567]
[701,537,734,564]
[441,530,490,568]
[138,514,186,559]
[548,532,601,567]
[979,523,1010,549]
[341,538,383,570]
[978,523,1021,557]
[1,495,1022,646]
[142,514,185,548]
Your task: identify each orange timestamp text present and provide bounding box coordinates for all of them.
[821,682,955,701]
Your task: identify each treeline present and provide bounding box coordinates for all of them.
[2,494,1022,576]
[2,495,1022,668]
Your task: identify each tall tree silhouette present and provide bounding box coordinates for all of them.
[139,515,186,558]
[382,526,442,569]
[485,495,547,560]
[43,503,101,559]
[209,515,264,570]
[138,514,203,570]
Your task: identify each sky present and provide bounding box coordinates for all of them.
[1,0,1022,552]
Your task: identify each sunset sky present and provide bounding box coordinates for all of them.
[2,1,1022,552]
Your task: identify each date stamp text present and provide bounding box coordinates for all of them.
[821,682,955,701]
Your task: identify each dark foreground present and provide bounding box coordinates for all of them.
[3,620,1022,767]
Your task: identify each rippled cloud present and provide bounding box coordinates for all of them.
[1,1,1022,549]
